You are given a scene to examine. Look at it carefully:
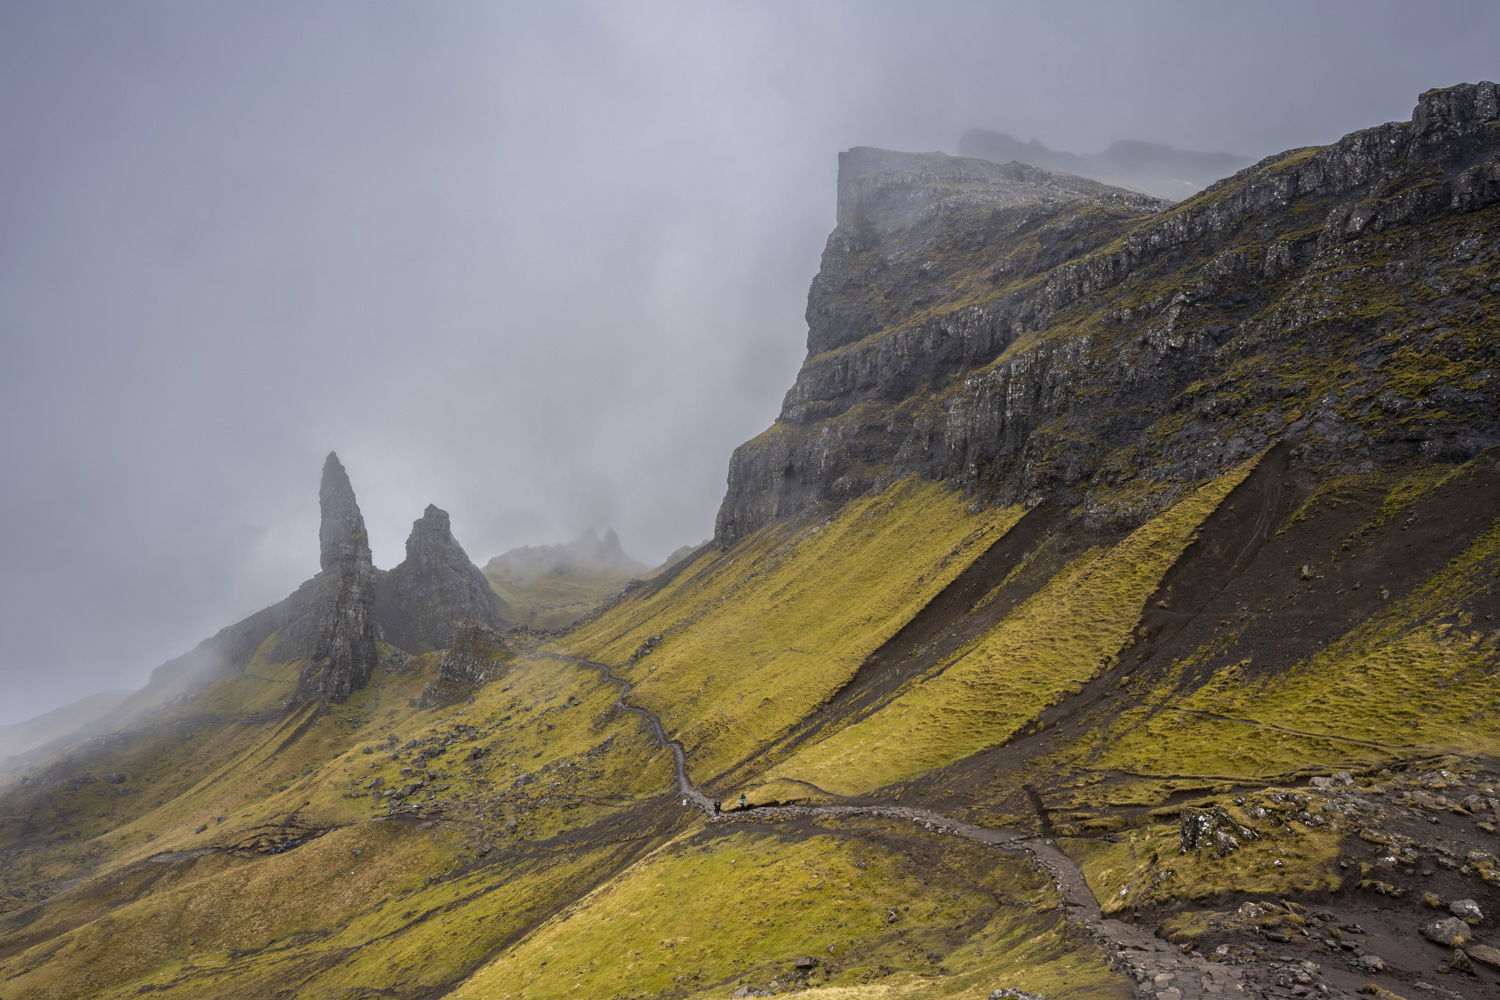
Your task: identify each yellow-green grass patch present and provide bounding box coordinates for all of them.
[760,460,1256,796]
[562,479,1025,780]
[454,824,1123,1000]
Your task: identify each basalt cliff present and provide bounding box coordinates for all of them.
[0,85,1497,1000]
[719,83,1500,544]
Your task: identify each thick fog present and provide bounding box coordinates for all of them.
[1,0,1495,725]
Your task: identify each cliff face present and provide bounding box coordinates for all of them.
[294,522,379,703]
[416,622,513,708]
[717,83,1500,544]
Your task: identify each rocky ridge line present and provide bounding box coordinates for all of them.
[717,83,1500,544]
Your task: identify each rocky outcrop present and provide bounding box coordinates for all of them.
[147,457,506,710]
[146,457,373,705]
[417,622,513,707]
[378,505,506,652]
[716,84,1500,544]
[291,454,382,704]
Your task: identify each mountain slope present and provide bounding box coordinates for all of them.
[1,84,1498,1000]
[483,528,646,629]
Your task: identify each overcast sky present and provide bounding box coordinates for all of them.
[1,0,1495,725]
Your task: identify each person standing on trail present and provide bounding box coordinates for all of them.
[738,793,746,810]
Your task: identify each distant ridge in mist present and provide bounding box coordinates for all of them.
[958,128,1252,200]
[484,527,645,581]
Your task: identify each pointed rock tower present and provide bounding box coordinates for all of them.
[318,452,362,572]
[294,452,380,703]
[377,505,507,651]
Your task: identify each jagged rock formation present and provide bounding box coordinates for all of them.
[293,520,379,704]
[378,505,507,652]
[717,83,1500,544]
[958,129,1252,201]
[417,622,513,707]
[140,456,376,707]
[115,457,506,714]
[292,452,380,704]
[318,452,362,573]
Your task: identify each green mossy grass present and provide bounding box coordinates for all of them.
[454,823,1125,1000]
[759,459,1255,797]
[563,479,1025,781]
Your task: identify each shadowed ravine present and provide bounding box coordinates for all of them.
[545,652,1253,998]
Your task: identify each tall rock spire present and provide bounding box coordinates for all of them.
[295,452,380,704]
[319,452,362,573]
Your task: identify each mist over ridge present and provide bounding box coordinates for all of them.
[2,0,1498,725]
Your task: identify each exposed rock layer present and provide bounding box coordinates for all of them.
[294,522,379,704]
[417,622,513,708]
[717,83,1500,544]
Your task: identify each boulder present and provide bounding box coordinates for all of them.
[1421,916,1470,947]
[1449,898,1483,923]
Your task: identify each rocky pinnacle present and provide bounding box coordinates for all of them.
[295,453,380,704]
[376,504,507,651]
[318,452,362,573]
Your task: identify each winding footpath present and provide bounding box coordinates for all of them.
[544,653,1257,999]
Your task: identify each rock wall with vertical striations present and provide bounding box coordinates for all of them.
[293,519,379,704]
[716,83,1500,545]
[416,622,513,708]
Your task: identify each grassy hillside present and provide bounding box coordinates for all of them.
[3,454,1496,997]
[485,566,638,630]
[3,90,1499,999]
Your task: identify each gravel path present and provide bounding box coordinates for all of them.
[547,652,1385,998]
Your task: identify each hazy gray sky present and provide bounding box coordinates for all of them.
[2,0,1496,724]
